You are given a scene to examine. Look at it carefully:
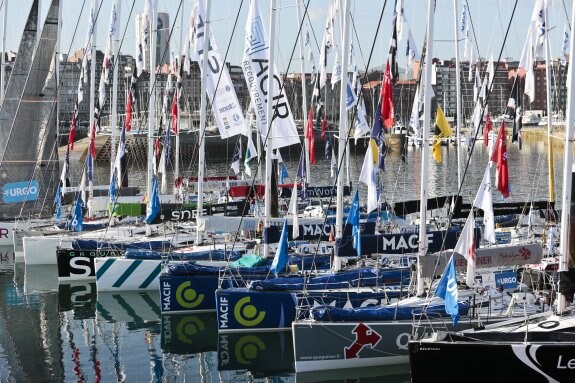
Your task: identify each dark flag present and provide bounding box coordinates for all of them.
[389,16,399,84]
[68,102,78,150]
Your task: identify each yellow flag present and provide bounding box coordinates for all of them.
[435,105,452,137]
[432,137,442,163]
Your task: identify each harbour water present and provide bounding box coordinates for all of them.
[0,138,564,382]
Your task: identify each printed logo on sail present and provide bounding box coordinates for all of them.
[2,180,40,203]
[176,315,206,344]
[234,296,265,327]
[176,281,204,309]
[235,335,265,365]
[245,16,268,55]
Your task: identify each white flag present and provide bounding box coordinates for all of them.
[359,139,378,213]
[486,56,495,88]
[454,211,476,287]
[159,149,167,194]
[288,187,299,239]
[242,0,299,150]
[405,29,419,78]
[103,2,117,84]
[354,89,370,143]
[331,52,342,89]
[473,165,496,244]
[409,87,420,141]
[531,0,546,54]
[561,26,569,66]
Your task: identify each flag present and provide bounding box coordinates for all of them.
[126,70,137,131]
[359,139,378,213]
[378,135,388,171]
[389,16,399,84]
[354,84,370,142]
[491,122,510,198]
[484,109,493,147]
[242,1,295,147]
[171,88,179,133]
[561,26,569,66]
[381,60,395,129]
[473,165,496,244]
[513,108,523,150]
[331,52,342,89]
[109,171,117,205]
[145,176,160,224]
[115,122,127,185]
[60,145,70,194]
[270,218,289,276]
[306,107,316,165]
[521,28,535,103]
[405,28,419,77]
[288,186,299,239]
[68,103,78,150]
[82,3,95,81]
[54,184,62,220]
[164,121,172,165]
[432,136,442,163]
[532,0,546,53]
[86,151,94,184]
[297,149,306,180]
[409,87,420,141]
[435,105,452,137]
[435,256,460,326]
[346,189,361,257]
[103,2,117,84]
[70,194,84,232]
[280,163,289,184]
[454,211,476,287]
[231,139,241,175]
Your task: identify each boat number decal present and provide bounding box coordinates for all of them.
[234,297,265,327]
[537,320,560,329]
[235,335,265,365]
[344,323,382,359]
[176,315,206,344]
[176,281,204,309]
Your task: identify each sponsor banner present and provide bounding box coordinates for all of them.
[280,185,351,198]
[494,270,518,289]
[218,331,294,373]
[161,312,218,354]
[265,221,376,243]
[160,274,219,313]
[216,290,297,331]
[57,248,122,281]
[2,180,40,203]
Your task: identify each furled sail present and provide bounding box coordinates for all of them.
[0,0,60,219]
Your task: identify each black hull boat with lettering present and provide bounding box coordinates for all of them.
[408,310,575,383]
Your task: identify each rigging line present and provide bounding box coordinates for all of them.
[428,0,520,293]
[562,0,572,30]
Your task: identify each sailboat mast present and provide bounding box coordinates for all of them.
[1,1,8,104]
[175,0,184,186]
[146,0,158,235]
[453,0,462,187]
[196,0,210,245]
[264,0,277,259]
[544,9,555,212]
[88,0,98,218]
[110,0,120,179]
[417,0,434,297]
[557,0,575,316]
[334,0,350,272]
[297,0,309,185]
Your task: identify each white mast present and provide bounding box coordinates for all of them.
[417,0,434,297]
[196,0,211,245]
[88,0,98,218]
[110,0,121,179]
[453,0,462,188]
[263,0,277,258]
[334,0,350,272]
[297,0,309,185]
[1,0,7,104]
[544,7,556,215]
[174,0,184,187]
[557,0,575,315]
[146,0,158,235]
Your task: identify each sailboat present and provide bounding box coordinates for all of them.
[0,0,59,248]
[408,2,575,381]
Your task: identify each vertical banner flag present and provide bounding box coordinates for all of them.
[193,0,246,139]
[491,122,510,198]
[54,184,62,220]
[359,139,379,213]
[346,189,361,256]
[473,165,496,244]
[454,211,476,287]
[70,194,84,232]
[288,185,299,239]
[242,0,299,150]
[145,176,161,224]
[270,218,289,276]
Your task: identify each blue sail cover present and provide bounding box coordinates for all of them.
[310,302,470,322]
[248,267,411,291]
[71,239,172,251]
[124,248,244,261]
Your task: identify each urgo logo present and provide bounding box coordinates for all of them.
[2,180,40,203]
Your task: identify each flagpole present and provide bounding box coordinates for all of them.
[88,0,98,218]
[334,0,350,272]
[297,0,309,185]
[110,0,120,180]
[417,0,434,297]
[196,0,210,245]
[453,0,462,188]
[146,0,158,236]
[264,0,277,259]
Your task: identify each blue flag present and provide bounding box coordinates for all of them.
[145,176,161,224]
[346,190,361,256]
[435,256,460,326]
[270,218,289,276]
[109,172,117,205]
[54,184,62,220]
[296,149,306,179]
[87,152,93,182]
[280,163,289,184]
[371,100,384,141]
[70,194,83,232]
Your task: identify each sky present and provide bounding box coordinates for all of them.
[3,0,573,74]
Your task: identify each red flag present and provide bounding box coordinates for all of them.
[126,91,133,131]
[68,115,76,150]
[380,60,395,129]
[171,89,178,133]
[321,116,327,141]
[306,106,315,164]
[89,120,96,159]
[484,111,492,146]
[490,121,509,198]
